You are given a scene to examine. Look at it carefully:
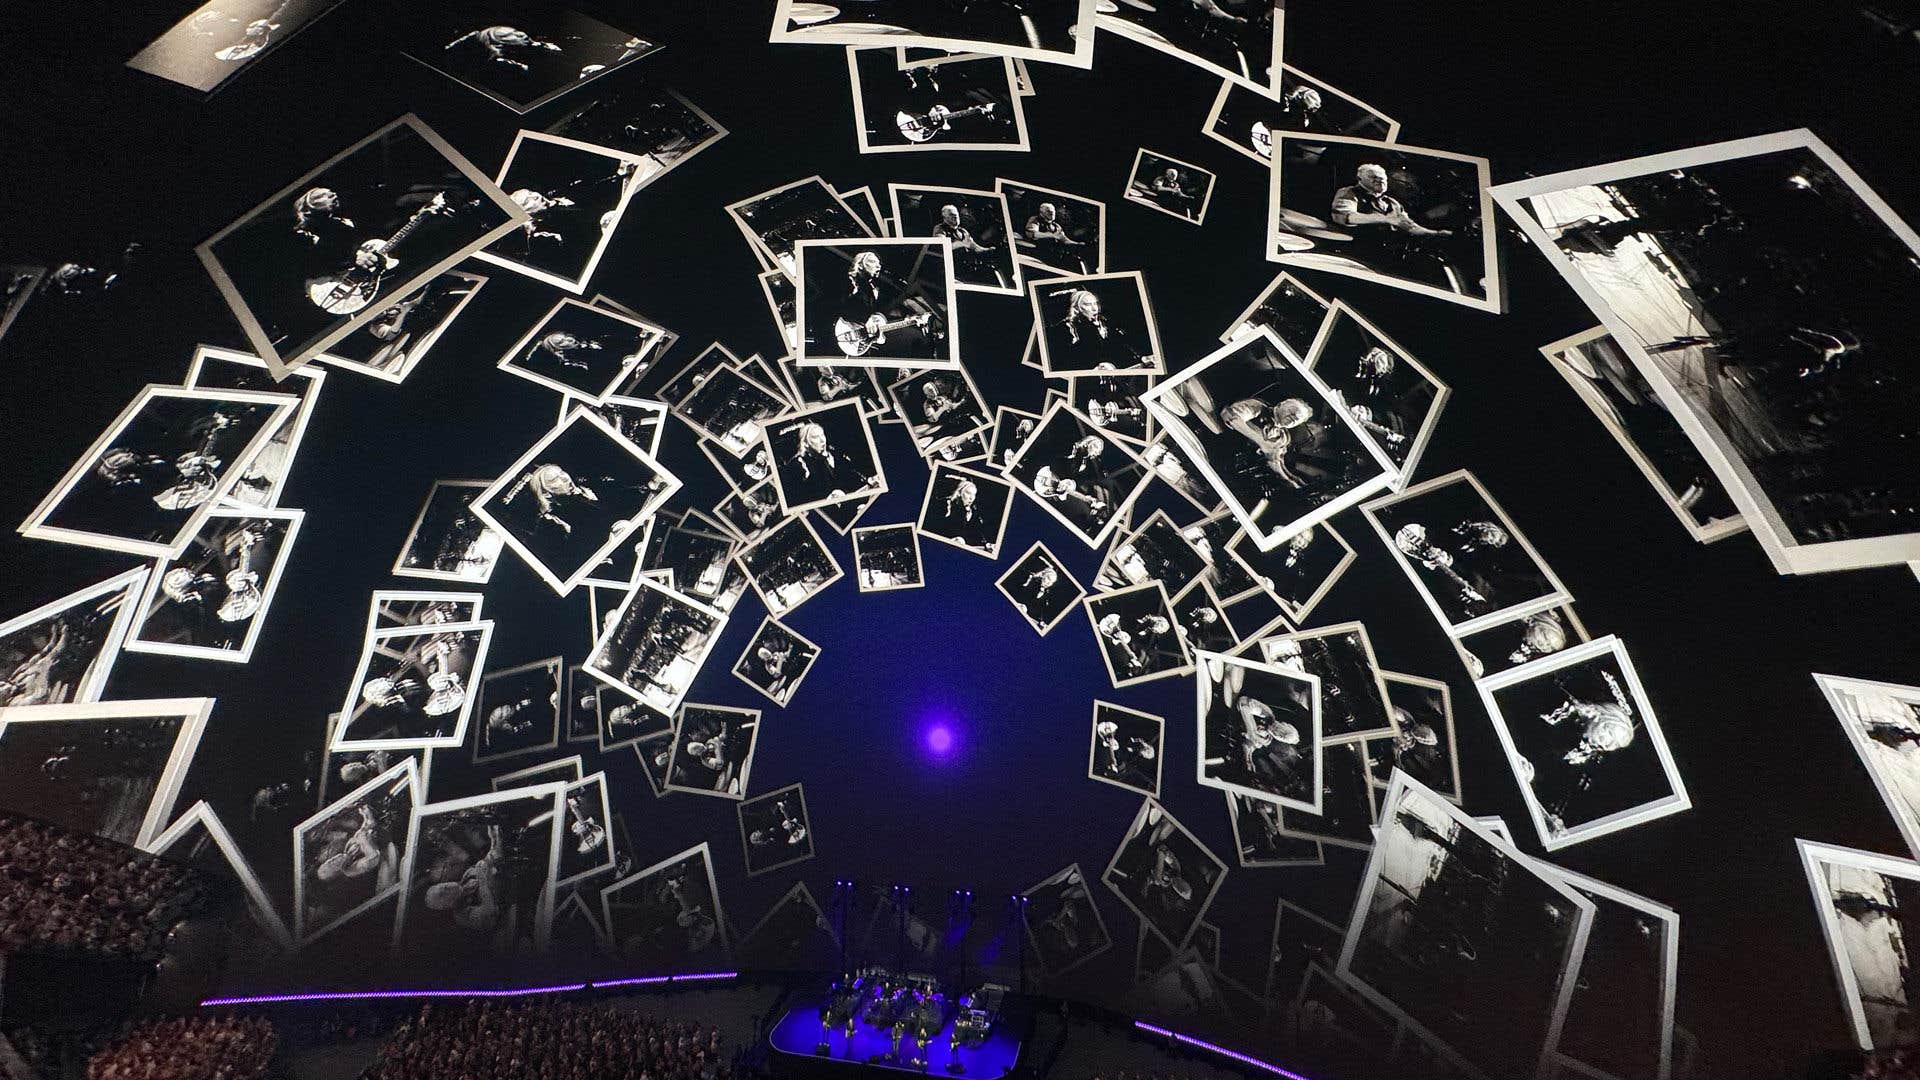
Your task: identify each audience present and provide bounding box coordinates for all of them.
[85,1015,278,1080]
[0,814,212,963]
[363,998,732,1080]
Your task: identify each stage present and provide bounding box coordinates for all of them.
[769,993,1024,1079]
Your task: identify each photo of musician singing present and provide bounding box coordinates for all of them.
[765,401,888,514]
[996,542,1084,634]
[848,50,1027,153]
[1003,403,1151,548]
[1102,800,1226,951]
[1124,149,1216,224]
[1366,473,1564,632]
[478,133,640,290]
[500,299,665,404]
[1088,702,1163,798]
[796,239,956,368]
[127,511,297,659]
[126,0,344,95]
[919,464,1014,558]
[892,186,1022,294]
[1084,582,1190,688]
[1031,272,1164,376]
[406,6,660,113]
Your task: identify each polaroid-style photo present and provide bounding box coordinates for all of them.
[566,396,669,460]
[847,49,1029,153]
[777,354,890,420]
[124,506,303,663]
[319,709,431,805]
[182,346,326,512]
[498,298,669,404]
[1194,649,1321,812]
[929,428,989,467]
[315,270,487,384]
[470,410,681,595]
[475,132,644,292]
[393,785,564,956]
[1221,270,1331,356]
[1540,865,1680,1080]
[1493,129,1920,575]
[1083,581,1190,688]
[1819,674,1920,864]
[1088,701,1163,799]
[998,178,1106,276]
[1477,636,1690,851]
[365,589,484,636]
[1142,329,1396,554]
[665,704,761,799]
[738,783,814,876]
[763,400,888,514]
[675,364,794,460]
[920,463,1016,559]
[585,575,728,727]
[1179,513,1263,605]
[472,656,563,764]
[391,480,506,584]
[1267,132,1501,312]
[1256,622,1395,744]
[21,385,296,559]
[794,238,958,369]
[712,480,789,548]
[995,541,1084,636]
[642,341,740,409]
[1539,327,1747,544]
[126,0,345,96]
[0,265,45,343]
[541,81,728,191]
[889,183,1021,295]
[1361,469,1572,638]
[0,567,149,709]
[852,523,926,592]
[0,697,209,850]
[1097,509,1209,596]
[292,757,418,945]
[1171,579,1237,656]
[888,366,992,457]
[1096,0,1282,99]
[1204,68,1401,167]
[1102,799,1228,952]
[990,406,1045,472]
[1265,898,1346,1008]
[1453,604,1590,681]
[492,756,583,794]
[1228,520,1356,624]
[1029,270,1164,376]
[1338,772,1595,1080]
[331,622,494,752]
[403,6,659,114]
[1362,671,1461,804]
[1141,441,1222,517]
[1275,741,1375,852]
[1069,374,1156,448]
[769,0,1096,68]
[643,516,736,605]
[1024,863,1113,976]
[1125,149,1216,225]
[732,617,822,709]
[835,184,886,236]
[726,176,875,281]
[1799,839,1920,1052]
[197,115,526,376]
[1226,792,1324,869]
[738,882,837,970]
[1303,301,1450,487]
[602,841,730,970]
[555,773,616,888]
[738,515,845,617]
[144,802,295,950]
[1004,401,1153,550]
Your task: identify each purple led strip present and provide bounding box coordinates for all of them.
[201,973,737,1007]
[1133,1021,1317,1080]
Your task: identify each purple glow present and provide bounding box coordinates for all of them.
[668,972,739,982]
[592,976,674,988]
[923,722,956,757]
[1133,1021,1317,1080]
[198,973,737,1008]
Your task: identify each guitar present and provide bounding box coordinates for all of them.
[306,193,450,316]
[894,102,995,143]
[834,312,932,357]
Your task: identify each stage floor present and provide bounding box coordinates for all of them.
[769,997,1023,1079]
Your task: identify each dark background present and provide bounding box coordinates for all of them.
[4,3,1920,1078]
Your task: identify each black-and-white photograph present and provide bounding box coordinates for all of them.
[143,802,295,951]
[1143,329,1396,554]
[602,841,730,970]
[647,517,738,605]
[1278,741,1377,852]
[1125,149,1216,225]
[1004,402,1152,549]
[1095,0,1282,98]
[889,184,1021,294]
[738,515,844,616]
[1178,512,1263,605]
[918,464,1015,562]
[542,81,728,191]
[643,341,740,410]
[1541,328,1747,545]
[1493,130,1920,574]
[1267,899,1346,1006]
[1361,469,1571,637]
[1228,521,1355,623]
[993,404,1045,470]
[1267,133,1500,313]
[0,265,44,343]
[995,541,1084,636]
[368,589,483,636]
[1088,701,1163,798]
[1029,271,1164,377]
[498,298,669,404]
[393,785,564,956]
[1820,674,1920,865]
[852,523,925,592]
[21,384,296,558]
[292,757,418,944]
[1257,622,1396,744]
[568,395,669,459]
[712,480,789,547]
[1340,774,1595,1080]
[737,882,836,970]
[1194,650,1321,812]
[391,479,507,584]
[124,507,303,664]
[1304,301,1450,485]
[566,661,600,742]
[1478,636,1691,851]
[1171,580,1237,655]
[402,5,660,114]
[737,782,813,876]
[1204,67,1401,166]
[1799,839,1920,1052]
[998,178,1106,275]
[1097,510,1208,596]
[473,656,563,764]
[1083,581,1190,688]
[762,400,888,515]
[929,428,989,467]
[125,0,345,95]
[848,49,1029,153]
[1453,605,1588,681]
[836,183,885,236]
[665,704,761,799]
[1222,270,1331,355]
[470,410,681,595]
[491,756,582,795]
[674,364,793,459]
[318,713,430,809]
[197,116,526,376]
[794,238,958,368]
[586,575,728,728]
[315,270,486,383]
[1102,799,1227,952]
[888,366,992,456]
[726,176,875,280]
[332,621,494,751]
[476,132,642,292]
[1226,792,1324,868]
[1025,863,1113,976]
[776,354,889,419]
[182,347,324,511]
[0,697,210,848]
[555,773,616,887]
[0,567,148,709]
[1070,374,1156,448]
[1363,671,1461,803]
[732,617,821,709]
[769,0,1096,67]
[1547,866,1681,1080]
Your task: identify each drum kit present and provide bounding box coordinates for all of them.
[1273,208,1355,253]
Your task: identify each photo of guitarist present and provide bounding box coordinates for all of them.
[833,251,941,361]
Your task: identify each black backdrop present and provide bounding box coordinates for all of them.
[4,3,1920,1078]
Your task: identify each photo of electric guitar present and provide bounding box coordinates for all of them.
[894,102,996,143]
[306,192,450,316]
[834,312,933,358]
